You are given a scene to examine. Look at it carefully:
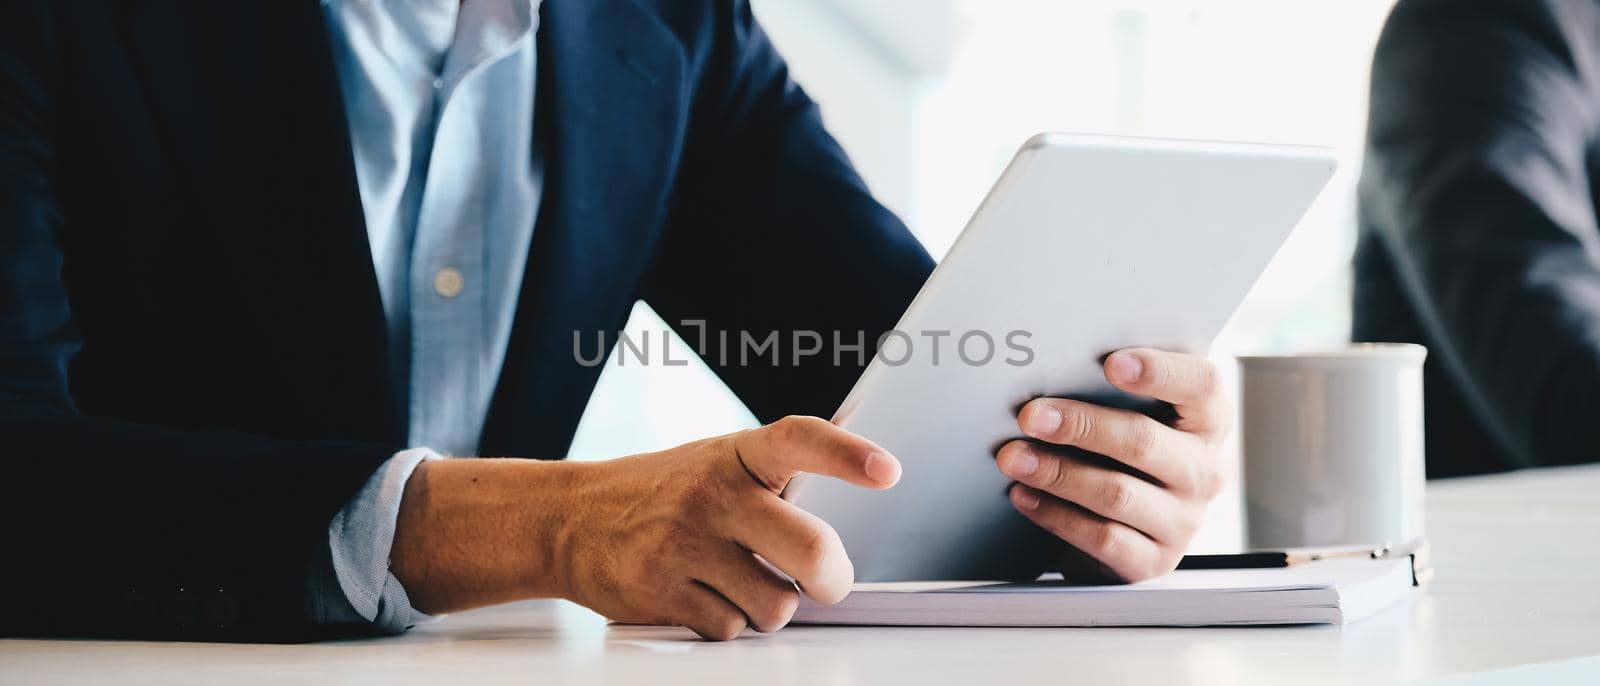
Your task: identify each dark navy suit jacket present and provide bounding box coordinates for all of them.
[1354,0,1600,477]
[0,0,933,640]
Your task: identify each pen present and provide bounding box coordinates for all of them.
[1176,540,1426,570]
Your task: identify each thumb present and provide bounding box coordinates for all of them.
[732,416,901,493]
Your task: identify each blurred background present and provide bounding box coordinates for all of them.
[569,0,1401,551]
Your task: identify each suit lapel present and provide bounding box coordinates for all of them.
[122,0,686,452]
[124,1,400,442]
[481,0,688,456]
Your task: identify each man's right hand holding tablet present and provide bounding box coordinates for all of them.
[387,416,902,640]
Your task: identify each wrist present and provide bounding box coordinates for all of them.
[390,457,588,613]
[506,458,597,603]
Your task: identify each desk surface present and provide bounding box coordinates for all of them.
[6,465,1599,685]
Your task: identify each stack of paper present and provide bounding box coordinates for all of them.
[793,558,1414,627]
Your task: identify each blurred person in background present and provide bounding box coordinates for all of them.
[1354,0,1600,476]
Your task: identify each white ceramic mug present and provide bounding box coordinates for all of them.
[1238,343,1427,549]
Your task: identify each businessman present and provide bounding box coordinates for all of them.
[1354,0,1600,476]
[0,1,1228,641]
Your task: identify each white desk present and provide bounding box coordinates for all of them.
[6,465,1599,685]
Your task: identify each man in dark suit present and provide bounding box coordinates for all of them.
[1354,0,1600,477]
[1,1,1230,641]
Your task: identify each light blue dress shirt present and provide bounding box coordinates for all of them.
[311,0,543,633]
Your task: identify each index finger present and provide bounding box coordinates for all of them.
[725,493,855,604]
[1103,348,1227,433]
[733,416,902,493]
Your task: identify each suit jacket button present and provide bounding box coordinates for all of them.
[123,590,156,627]
[206,589,240,629]
[167,588,199,629]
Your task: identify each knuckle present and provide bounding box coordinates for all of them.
[1129,421,1162,464]
[797,525,852,603]
[1061,405,1095,444]
[752,588,801,633]
[1102,479,1137,519]
[767,416,800,442]
[699,615,746,642]
[1144,354,1172,389]
[718,615,749,641]
[1195,462,1227,498]
[681,594,748,641]
[1087,522,1123,560]
[720,432,749,465]
[640,550,674,580]
[794,523,839,579]
[1195,362,1224,400]
[774,414,826,439]
[1042,452,1073,491]
[675,475,721,515]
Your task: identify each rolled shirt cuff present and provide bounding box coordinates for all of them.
[320,447,443,633]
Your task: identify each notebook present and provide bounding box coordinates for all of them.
[792,558,1415,627]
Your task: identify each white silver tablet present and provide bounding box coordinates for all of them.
[784,133,1336,582]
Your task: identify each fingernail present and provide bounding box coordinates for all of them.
[863,451,901,486]
[1002,448,1038,478]
[1013,486,1041,511]
[1024,403,1063,436]
[1107,351,1143,386]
